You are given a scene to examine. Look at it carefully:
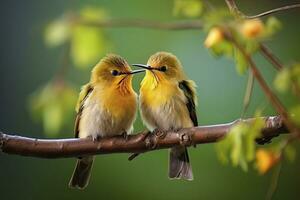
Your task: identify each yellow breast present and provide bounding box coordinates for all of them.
[95,87,137,119]
[140,76,179,108]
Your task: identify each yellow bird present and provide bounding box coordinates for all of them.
[133,52,198,180]
[69,54,144,189]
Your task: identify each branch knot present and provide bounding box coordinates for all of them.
[145,129,168,149]
[0,116,289,158]
[178,131,193,146]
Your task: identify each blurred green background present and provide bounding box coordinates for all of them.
[0,0,299,199]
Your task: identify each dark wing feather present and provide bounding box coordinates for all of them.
[74,84,93,138]
[179,80,198,126]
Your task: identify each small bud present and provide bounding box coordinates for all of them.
[240,19,264,39]
[204,27,224,48]
[256,149,280,174]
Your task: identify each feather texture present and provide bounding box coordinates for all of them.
[69,54,138,189]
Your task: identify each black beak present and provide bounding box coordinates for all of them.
[132,64,154,70]
[120,69,146,75]
[129,69,146,74]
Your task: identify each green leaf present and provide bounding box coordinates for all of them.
[71,26,106,69]
[216,122,249,171]
[234,48,248,75]
[265,17,281,36]
[80,7,107,21]
[245,39,259,54]
[28,82,77,136]
[274,68,291,93]
[284,144,296,162]
[203,9,233,31]
[209,40,233,57]
[230,124,244,166]
[45,17,71,47]
[43,102,63,135]
[289,105,300,126]
[70,7,109,69]
[215,115,264,172]
[173,0,203,18]
[215,141,230,164]
[291,64,300,87]
[245,116,264,161]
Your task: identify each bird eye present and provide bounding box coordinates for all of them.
[111,70,119,76]
[160,66,167,72]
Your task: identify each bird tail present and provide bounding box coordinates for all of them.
[169,147,193,180]
[69,156,94,189]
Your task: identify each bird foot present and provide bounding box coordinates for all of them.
[128,130,150,161]
[120,131,129,141]
[152,128,167,139]
[87,135,101,142]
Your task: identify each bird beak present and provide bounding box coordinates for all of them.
[129,69,146,74]
[120,69,146,75]
[132,64,154,70]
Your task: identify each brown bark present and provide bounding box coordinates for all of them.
[0,116,288,159]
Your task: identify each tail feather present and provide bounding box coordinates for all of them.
[69,156,94,189]
[169,147,193,180]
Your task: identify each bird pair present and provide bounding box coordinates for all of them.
[69,51,198,189]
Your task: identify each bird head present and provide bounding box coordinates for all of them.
[91,54,144,90]
[132,52,186,87]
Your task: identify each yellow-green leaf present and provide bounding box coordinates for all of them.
[284,144,296,162]
[71,26,106,69]
[265,17,281,36]
[70,7,108,69]
[289,105,300,126]
[274,68,291,93]
[173,0,203,18]
[43,102,63,135]
[234,48,248,75]
[45,17,71,47]
[80,7,107,21]
[29,82,77,136]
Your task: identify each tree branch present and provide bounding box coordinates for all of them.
[246,4,300,19]
[0,116,288,158]
[259,43,300,100]
[226,33,300,136]
[225,0,300,19]
[74,17,203,30]
[259,44,283,71]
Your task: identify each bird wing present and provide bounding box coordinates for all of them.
[179,80,198,126]
[74,84,94,138]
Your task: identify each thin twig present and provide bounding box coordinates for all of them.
[226,32,300,136]
[225,0,300,19]
[74,17,203,30]
[0,116,288,158]
[241,72,254,118]
[246,4,300,19]
[259,44,283,71]
[259,43,300,100]
[225,0,245,17]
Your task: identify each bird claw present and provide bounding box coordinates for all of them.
[121,131,129,141]
[87,135,101,142]
[152,128,167,139]
[170,127,180,132]
[128,130,150,161]
[128,129,166,161]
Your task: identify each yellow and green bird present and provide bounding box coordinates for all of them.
[69,54,144,189]
[133,52,198,180]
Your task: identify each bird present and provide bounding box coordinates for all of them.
[69,54,144,189]
[132,52,198,180]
